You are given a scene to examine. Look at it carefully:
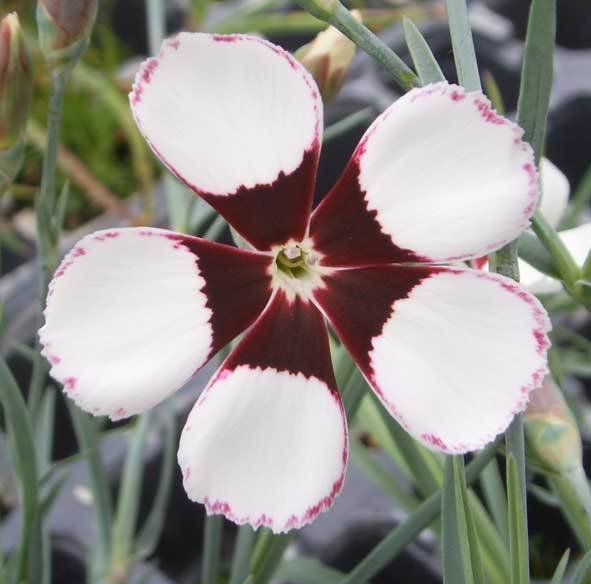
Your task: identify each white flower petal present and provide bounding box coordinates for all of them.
[131,33,323,250]
[40,228,272,419]
[311,82,537,267]
[178,292,348,532]
[314,266,550,453]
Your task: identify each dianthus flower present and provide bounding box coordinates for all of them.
[40,33,551,532]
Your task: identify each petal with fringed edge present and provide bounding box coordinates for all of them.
[178,291,348,533]
[40,228,272,419]
[131,33,322,251]
[313,265,550,453]
[310,82,538,267]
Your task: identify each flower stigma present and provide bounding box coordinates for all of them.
[271,241,327,301]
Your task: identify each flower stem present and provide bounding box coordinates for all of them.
[294,0,420,91]
[36,68,69,301]
[202,515,223,584]
[547,468,591,550]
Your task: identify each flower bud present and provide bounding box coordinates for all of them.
[37,0,98,68]
[524,376,582,474]
[296,11,360,102]
[0,13,33,151]
[0,13,32,192]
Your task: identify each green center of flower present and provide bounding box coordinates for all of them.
[275,245,309,278]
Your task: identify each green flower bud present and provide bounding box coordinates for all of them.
[524,376,582,474]
[0,13,32,151]
[37,0,97,69]
[296,11,360,102]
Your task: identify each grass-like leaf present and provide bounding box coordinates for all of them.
[68,402,113,574]
[0,357,43,584]
[402,17,445,85]
[276,558,344,584]
[507,452,529,584]
[229,525,256,584]
[516,0,556,163]
[444,0,481,91]
[550,549,570,584]
[135,408,177,559]
[572,549,591,584]
[442,456,484,584]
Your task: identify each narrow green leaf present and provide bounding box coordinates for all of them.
[338,437,501,584]
[36,388,56,473]
[135,409,177,559]
[39,472,68,519]
[0,357,42,584]
[275,558,344,584]
[250,533,292,584]
[531,211,580,286]
[372,393,440,497]
[442,456,484,584]
[482,71,506,114]
[402,17,445,85]
[229,525,256,584]
[507,453,529,584]
[516,0,556,163]
[549,549,570,584]
[442,457,474,584]
[517,232,559,278]
[341,366,369,420]
[202,515,224,584]
[572,549,591,584]
[350,438,419,511]
[68,403,112,571]
[323,108,374,144]
[480,459,509,542]
[112,414,152,568]
[445,0,481,91]
[560,164,591,230]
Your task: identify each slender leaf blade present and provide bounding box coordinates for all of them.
[0,358,42,584]
[572,549,591,584]
[550,549,570,584]
[402,17,445,85]
[507,453,529,584]
[445,0,481,91]
[516,0,557,163]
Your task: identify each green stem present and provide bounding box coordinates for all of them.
[229,525,256,584]
[506,416,530,584]
[202,515,223,584]
[328,3,420,92]
[338,437,501,584]
[530,210,580,285]
[547,468,591,550]
[294,0,420,91]
[35,68,69,304]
